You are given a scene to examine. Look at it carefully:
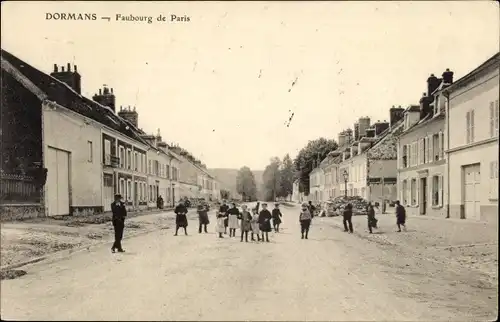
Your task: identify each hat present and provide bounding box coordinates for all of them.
[301,202,308,207]
[114,194,122,199]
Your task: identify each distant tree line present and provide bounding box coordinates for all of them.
[261,154,294,202]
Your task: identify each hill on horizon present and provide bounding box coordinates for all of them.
[209,168,264,199]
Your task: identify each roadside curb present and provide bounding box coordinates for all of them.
[0,214,176,273]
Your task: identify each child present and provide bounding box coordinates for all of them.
[174,201,189,236]
[215,208,227,238]
[240,205,252,242]
[250,209,261,241]
[272,204,283,232]
[258,203,272,242]
[299,203,312,239]
[227,202,240,237]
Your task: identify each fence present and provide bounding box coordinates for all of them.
[0,173,41,204]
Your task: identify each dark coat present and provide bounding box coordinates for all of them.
[258,209,272,232]
[175,204,188,227]
[367,206,377,228]
[272,208,282,225]
[343,208,353,218]
[396,205,406,224]
[111,201,127,223]
[197,205,209,225]
[220,204,230,227]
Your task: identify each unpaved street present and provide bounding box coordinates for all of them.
[1,205,497,321]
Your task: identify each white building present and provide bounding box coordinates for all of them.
[309,167,324,202]
[443,52,499,223]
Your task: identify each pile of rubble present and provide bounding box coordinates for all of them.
[330,196,369,215]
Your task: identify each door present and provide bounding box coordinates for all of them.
[463,164,481,220]
[46,147,70,216]
[420,177,427,215]
[103,174,114,212]
[134,181,138,207]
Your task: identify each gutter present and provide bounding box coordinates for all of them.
[443,91,451,218]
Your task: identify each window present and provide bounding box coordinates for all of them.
[166,165,171,179]
[148,160,152,175]
[410,178,417,206]
[466,110,475,144]
[119,147,125,168]
[149,185,153,201]
[142,155,146,173]
[431,175,443,207]
[490,101,499,138]
[87,141,93,162]
[127,149,132,169]
[490,161,499,200]
[127,180,132,201]
[419,139,424,165]
[401,180,408,205]
[104,139,111,164]
[402,145,408,168]
[119,178,125,196]
[432,134,439,161]
[134,152,139,171]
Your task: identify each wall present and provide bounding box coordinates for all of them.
[447,142,498,223]
[446,65,499,223]
[369,159,397,178]
[42,103,103,212]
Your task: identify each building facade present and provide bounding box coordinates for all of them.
[309,167,324,202]
[397,71,452,217]
[443,53,499,223]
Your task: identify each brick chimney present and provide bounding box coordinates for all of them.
[373,121,389,136]
[442,68,454,85]
[358,117,371,139]
[427,74,441,97]
[93,85,116,112]
[117,105,139,128]
[419,92,433,120]
[389,106,405,127]
[50,62,81,94]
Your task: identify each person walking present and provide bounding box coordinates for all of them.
[250,208,261,241]
[111,194,127,253]
[343,203,354,233]
[258,203,272,242]
[272,204,283,232]
[219,200,230,234]
[197,201,210,233]
[299,202,312,239]
[367,202,378,234]
[227,202,240,237]
[240,205,252,242]
[308,201,316,218]
[174,200,189,236]
[157,195,164,209]
[395,200,407,232]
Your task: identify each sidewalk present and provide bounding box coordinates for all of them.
[1,208,201,274]
[324,213,498,283]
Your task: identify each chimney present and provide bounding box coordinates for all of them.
[374,121,389,136]
[99,89,102,95]
[93,85,116,112]
[442,68,454,84]
[358,117,371,139]
[50,62,82,94]
[366,128,375,138]
[354,122,360,141]
[389,106,405,127]
[344,128,353,144]
[419,92,432,119]
[74,65,78,73]
[117,105,139,127]
[427,74,441,97]
[338,132,346,147]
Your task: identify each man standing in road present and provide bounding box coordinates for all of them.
[367,202,378,234]
[395,200,407,232]
[111,194,127,253]
[174,200,189,236]
[343,203,354,233]
[308,200,316,218]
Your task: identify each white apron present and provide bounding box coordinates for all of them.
[216,217,226,233]
[228,215,239,229]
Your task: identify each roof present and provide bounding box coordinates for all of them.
[442,52,500,94]
[1,49,150,146]
[366,119,405,160]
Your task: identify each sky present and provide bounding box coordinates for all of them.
[1,1,498,170]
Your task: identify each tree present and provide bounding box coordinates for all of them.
[236,166,257,201]
[262,157,281,202]
[277,154,294,200]
[293,138,338,195]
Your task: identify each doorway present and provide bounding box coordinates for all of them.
[420,177,427,215]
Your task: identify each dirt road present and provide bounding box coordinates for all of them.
[1,204,497,321]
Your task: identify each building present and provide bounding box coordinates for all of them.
[336,110,405,205]
[321,150,342,200]
[309,166,324,203]
[0,49,183,218]
[397,70,452,217]
[292,179,300,203]
[176,153,220,201]
[442,53,499,223]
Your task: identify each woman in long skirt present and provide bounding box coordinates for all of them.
[227,203,240,237]
[240,205,252,242]
[250,209,261,241]
[258,203,272,242]
[216,209,227,238]
[174,201,189,236]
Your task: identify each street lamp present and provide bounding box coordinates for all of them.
[342,170,348,198]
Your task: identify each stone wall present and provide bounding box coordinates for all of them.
[0,204,45,222]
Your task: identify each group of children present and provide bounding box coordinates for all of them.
[215,201,283,242]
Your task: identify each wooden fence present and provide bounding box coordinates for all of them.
[0,173,41,203]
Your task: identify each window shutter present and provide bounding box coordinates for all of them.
[428,136,433,163]
[439,175,444,206]
[471,110,475,142]
[490,102,495,138]
[438,132,443,160]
